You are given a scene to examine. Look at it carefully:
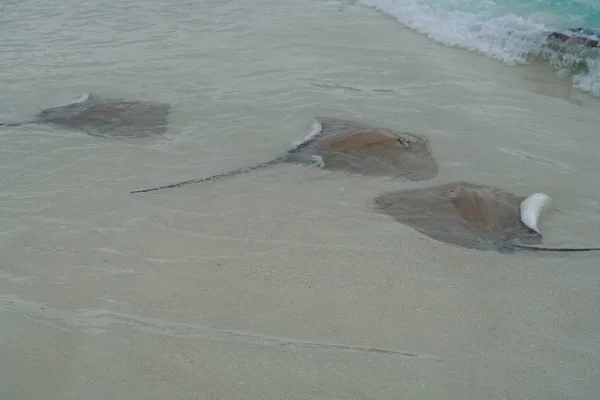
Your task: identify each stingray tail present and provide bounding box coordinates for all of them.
[130,156,288,194]
[0,122,27,127]
[0,120,37,127]
[512,244,600,252]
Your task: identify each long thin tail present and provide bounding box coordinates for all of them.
[0,119,39,127]
[130,156,287,194]
[512,244,600,252]
[131,119,324,195]
[0,122,28,127]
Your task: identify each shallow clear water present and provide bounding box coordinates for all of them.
[1,0,600,399]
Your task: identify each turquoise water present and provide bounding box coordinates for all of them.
[444,0,600,28]
[360,0,600,96]
[534,0,600,28]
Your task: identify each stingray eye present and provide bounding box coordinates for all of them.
[397,137,410,147]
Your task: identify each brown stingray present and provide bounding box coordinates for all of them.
[0,92,171,138]
[375,181,600,253]
[57,101,171,138]
[130,117,439,193]
[299,117,438,181]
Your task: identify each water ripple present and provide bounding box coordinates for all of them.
[0,294,442,360]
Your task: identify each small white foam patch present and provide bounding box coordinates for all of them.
[69,92,91,105]
[291,119,323,149]
[311,155,326,168]
[573,59,600,96]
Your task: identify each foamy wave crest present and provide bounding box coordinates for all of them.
[360,0,550,64]
[573,59,600,95]
[359,0,600,97]
[542,37,600,96]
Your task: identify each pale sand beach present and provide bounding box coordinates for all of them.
[1,0,600,399]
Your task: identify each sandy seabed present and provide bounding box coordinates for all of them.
[1,0,600,399]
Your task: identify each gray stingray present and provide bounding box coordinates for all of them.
[131,117,439,193]
[545,28,599,48]
[0,92,171,138]
[374,181,600,253]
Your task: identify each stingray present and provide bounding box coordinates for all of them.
[546,28,599,48]
[374,181,600,253]
[130,117,439,193]
[0,92,171,138]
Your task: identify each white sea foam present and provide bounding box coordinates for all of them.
[67,92,92,105]
[291,119,323,149]
[359,0,600,96]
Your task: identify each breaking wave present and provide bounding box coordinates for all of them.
[359,0,600,97]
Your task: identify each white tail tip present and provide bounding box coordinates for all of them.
[520,192,552,234]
